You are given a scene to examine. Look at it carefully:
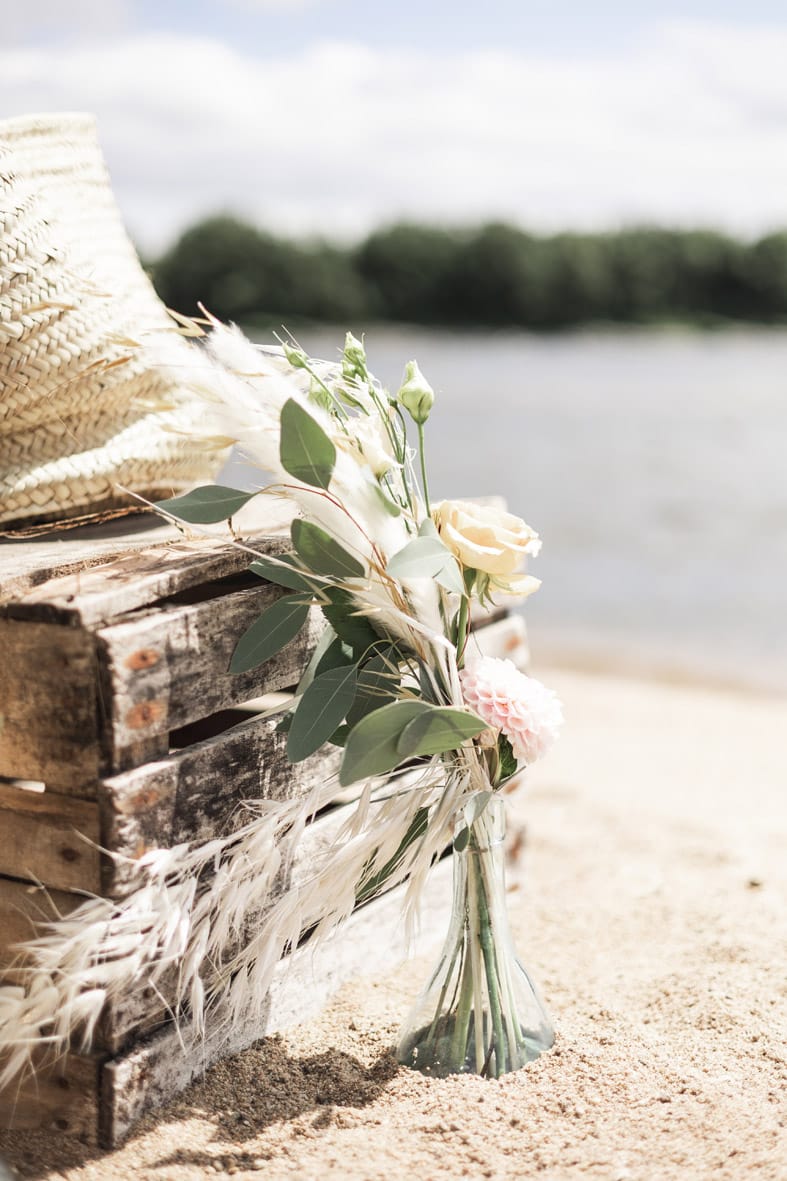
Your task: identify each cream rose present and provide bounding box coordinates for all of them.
[432,499,541,597]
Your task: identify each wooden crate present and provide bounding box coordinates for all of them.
[0,508,529,1146]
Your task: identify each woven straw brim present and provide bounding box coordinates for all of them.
[0,112,226,526]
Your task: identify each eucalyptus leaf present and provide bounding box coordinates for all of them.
[346,653,399,727]
[339,700,432,786]
[230,596,310,674]
[314,635,355,677]
[287,663,358,762]
[157,485,256,524]
[464,790,494,827]
[453,825,470,853]
[295,624,339,696]
[497,734,518,783]
[291,519,365,580]
[374,484,402,518]
[386,535,454,581]
[329,724,351,747]
[249,553,317,593]
[321,588,381,656]
[419,518,439,538]
[279,398,336,489]
[396,706,487,759]
[276,712,294,734]
[434,555,465,596]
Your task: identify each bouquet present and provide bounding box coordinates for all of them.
[0,326,561,1086]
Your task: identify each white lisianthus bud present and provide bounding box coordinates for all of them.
[397,360,434,425]
[342,331,367,380]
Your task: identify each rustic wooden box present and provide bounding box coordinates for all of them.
[0,508,529,1147]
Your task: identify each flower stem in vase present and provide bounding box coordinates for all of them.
[397,793,554,1078]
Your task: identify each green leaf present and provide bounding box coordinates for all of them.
[464,790,494,827]
[230,596,310,674]
[329,724,350,747]
[339,700,432,786]
[497,734,518,783]
[156,485,256,524]
[287,663,358,762]
[387,535,464,595]
[357,806,429,904]
[374,483,402,518]
[387,536,453,580]
[419,518,439,538]
[291,519,365,580]
[396,706,487,759]
[434,557,465,595]
[314,635,355,677]
[295,624,338,696]
[453,826,470,853]
[321,588,381,656]
[249,553,318,594]
[279,398,336,489]
[454,791,495,851]
[346,653,399,727]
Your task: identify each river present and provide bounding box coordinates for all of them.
[238,326,787,694]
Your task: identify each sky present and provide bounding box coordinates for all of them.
[3,1,787,254]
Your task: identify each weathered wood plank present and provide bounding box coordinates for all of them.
[0,621,99,792]
[99,775,366,1053]
[96,591,324,773]
[0,784,100,894]
[0,877,84,973]
[0,499,292,615]
[100,856,454,1147]
[0,1051,100,1140]
[99,710,341,898]
[4,528,292,629]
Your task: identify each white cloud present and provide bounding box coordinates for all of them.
[2,0,130,43]
[1,21,786,253]
[226,1,323,8]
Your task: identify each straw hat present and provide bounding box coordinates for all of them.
[0,112,227,527]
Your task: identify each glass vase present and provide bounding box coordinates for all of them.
[397,793,554,1078]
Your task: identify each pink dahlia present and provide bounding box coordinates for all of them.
[460,656,563,765]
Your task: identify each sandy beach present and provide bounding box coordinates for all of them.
[1,665,785,1181]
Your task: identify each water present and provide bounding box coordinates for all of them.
[240,327,787,694]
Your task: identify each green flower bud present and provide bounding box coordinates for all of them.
[283,342,308,370]
[342,331,367,380]
[397,360,434,425]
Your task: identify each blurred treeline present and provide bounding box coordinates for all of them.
[151,215,787,328]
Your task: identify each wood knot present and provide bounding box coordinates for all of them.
[125,648,161,671]
[59,846,80,863]
[125,700,166,730]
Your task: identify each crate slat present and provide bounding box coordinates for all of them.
[0,1051,101,1140]
[0,501,292,616]
[0,621,99,791]
[99,710,340,899]
[100,856,453,1148]
[5,529,291,629]
[0,784,100,894]
[96,592,323,772]
[0,877,85,973]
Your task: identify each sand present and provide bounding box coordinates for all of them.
[1,666,785,1181]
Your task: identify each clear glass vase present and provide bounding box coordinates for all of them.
[397,793,554,1078]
